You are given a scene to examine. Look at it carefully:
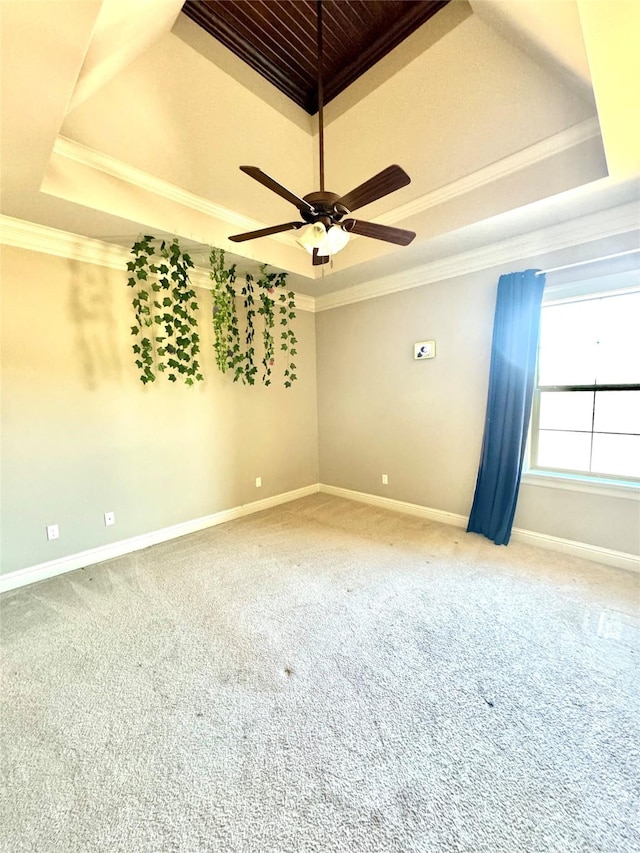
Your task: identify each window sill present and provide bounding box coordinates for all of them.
[521,470,640,501]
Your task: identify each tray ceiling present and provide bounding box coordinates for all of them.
[3,0,635,296]
[181,0,449,113]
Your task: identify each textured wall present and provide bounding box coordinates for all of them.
[0,247,318,574]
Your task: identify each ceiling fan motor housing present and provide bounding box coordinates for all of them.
[300,191,348,227]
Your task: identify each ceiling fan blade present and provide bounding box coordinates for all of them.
[336,165,411,213]
[229,221,304,242]
[312,248,330,265]
[343,219,416,246]
[240,166,315,214]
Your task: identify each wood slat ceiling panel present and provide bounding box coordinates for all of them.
[181,0,450,113]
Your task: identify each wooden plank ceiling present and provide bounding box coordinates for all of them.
[182,0,449,114]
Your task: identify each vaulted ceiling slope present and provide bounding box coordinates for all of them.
[0,0,638,297]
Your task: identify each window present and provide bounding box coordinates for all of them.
[529,288,640,483]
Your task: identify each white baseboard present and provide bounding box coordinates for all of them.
[3,481,637,593]
[319,484,640,574]
[318,483,468,528]
[509,527,640,573]
[0,484,319,594]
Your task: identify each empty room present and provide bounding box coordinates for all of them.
[1,1,639,850]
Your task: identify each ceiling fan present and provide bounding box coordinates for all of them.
[228,0,416,266]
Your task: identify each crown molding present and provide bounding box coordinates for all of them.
[52,136,296,247]
[315,200,640,311]
[0,215,316,312]
[0,214,130,269]
[3,195,637,315]
[380,117,602,226]
[54,119,600,244]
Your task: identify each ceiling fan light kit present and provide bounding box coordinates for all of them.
[228,0,416,267]
[320,224,350,255]
[297,221,330,253]
[297,221,350,256]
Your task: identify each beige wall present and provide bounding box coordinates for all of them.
[316,271,493,514]
[515,484,638,555]
[316,247,640,557]
[0,247,318,574]
[2,234,638,577]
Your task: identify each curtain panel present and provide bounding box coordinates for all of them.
[467,269,546,545]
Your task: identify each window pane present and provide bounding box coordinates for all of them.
[539,391,594,431]
[536,430,592,472]
[534,288,640,481]
[591,434,640,478]
[593,390,640,434]
[595,292,640,384]
[538,301,599,385]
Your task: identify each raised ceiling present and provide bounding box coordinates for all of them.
[182,0,449,113]
[1,0,637,297]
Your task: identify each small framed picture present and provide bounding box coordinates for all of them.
[414,340,436,360]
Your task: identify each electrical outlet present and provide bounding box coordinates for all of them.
[382,474,388,485]
[104,511,115,527]
[255,477,262,488]
[46,524,59,541]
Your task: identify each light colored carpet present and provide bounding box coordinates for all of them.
[1,494,639,852]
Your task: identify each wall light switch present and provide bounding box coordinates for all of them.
[414,340,436,360]
[104,511,115,526]
[46,524,59,541]
[255,477,262,488]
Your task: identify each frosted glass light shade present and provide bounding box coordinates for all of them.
[318,224,350,255]
[297,222,350,256]
[297,222,327,252]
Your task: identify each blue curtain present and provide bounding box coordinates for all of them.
[467,269,546,545]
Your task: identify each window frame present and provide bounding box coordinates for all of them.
[526,283,640,491]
